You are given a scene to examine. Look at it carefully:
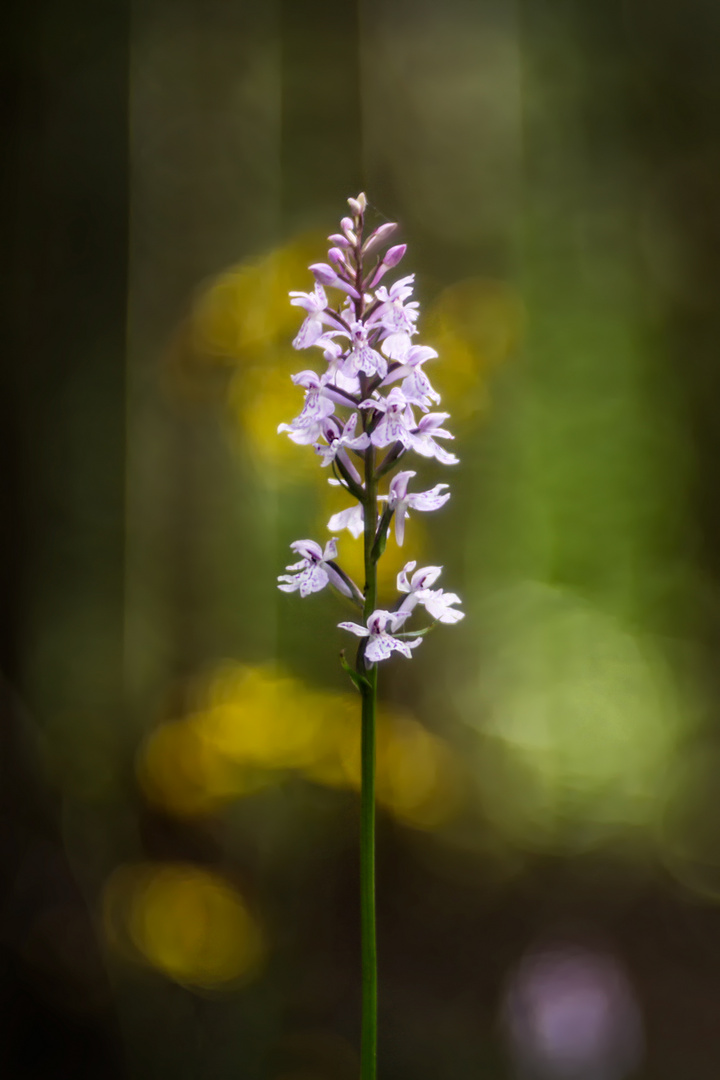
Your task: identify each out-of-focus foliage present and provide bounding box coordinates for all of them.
[470,583,687,851]
[660,741,720,902]
[424,279,523,420]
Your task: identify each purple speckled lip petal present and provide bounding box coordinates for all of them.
[338,620,370,638]
[408,484,451,512]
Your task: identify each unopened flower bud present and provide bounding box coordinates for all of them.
[366,242,408,287]
[383,244,406,269]
[341,216,355,235]
[362,222,398,259]
[328,246,351,272]
[309,262,361,299]
[310,262,339,287]
[328,233,352,248]
[347,193,367,216]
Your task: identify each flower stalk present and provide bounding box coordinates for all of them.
[277,193,464,1080]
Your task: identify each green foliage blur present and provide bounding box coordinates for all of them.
[5,0,720,1077]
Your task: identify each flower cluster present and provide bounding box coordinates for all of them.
[277,193,463,664]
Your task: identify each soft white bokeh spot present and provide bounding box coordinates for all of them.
[503,942,643,1080]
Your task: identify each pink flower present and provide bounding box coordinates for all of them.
[409,413,459,465]
[365,388,416,450]
[277,370,336,444]
[314,413,371,484]
[361,276,419,360]
[338,609,422,663]
[339,321,388,380]
[288,285,333,349]
[383,470,450,545]
[380,344,441,411]
[396,562,464,623]
[278,538,351,598]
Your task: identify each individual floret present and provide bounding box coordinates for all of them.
[396,561,464,623]
[278,538,352,598]
[381,470,451,545]
[338,609,422,663]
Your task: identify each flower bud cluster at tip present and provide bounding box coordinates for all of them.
[277,193,463,663]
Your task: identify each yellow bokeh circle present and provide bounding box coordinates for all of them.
[103,863,263,989]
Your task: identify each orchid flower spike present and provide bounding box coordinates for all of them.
[277,193,463,667]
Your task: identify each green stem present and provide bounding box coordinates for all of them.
[359,440,378,1080]
[359,663,377,1080]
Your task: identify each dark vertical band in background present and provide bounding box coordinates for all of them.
[280,0,363,227]
[627,0,720,650]
[1,0,129,705]
[0,0,128,1074]
[1,0,37,683]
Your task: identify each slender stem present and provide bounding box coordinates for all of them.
[359,438,378,1080]
[359,663,377,1080]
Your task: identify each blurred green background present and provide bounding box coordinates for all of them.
[4,0,720,1076]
